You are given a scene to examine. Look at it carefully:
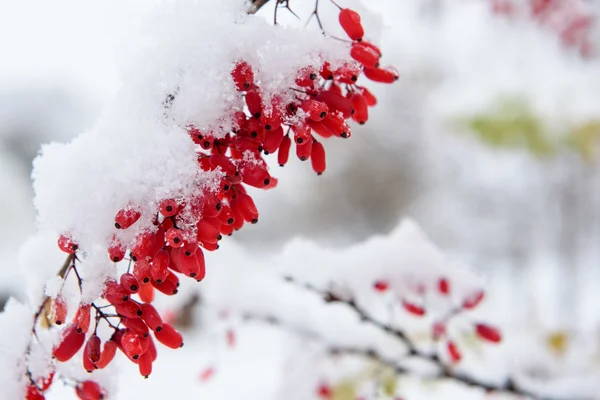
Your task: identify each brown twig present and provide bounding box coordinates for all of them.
[281,276,586,400]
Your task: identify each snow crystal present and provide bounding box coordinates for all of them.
[31,0,350,301]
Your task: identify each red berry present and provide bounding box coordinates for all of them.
[53,323,86,362]
[339,8,364,41]
[51,295,67,325]
[438,278,450,295]
[138,282,156,302]
[141,303,163,332]
[301,99,328,121]
[75,380,106,400]
[295,66,318,87]
[96,340,117,369]
[150,248,170,283]
[155,323,184,349]
[122,330,144,360]
[121,317,150,337]
[292,121,312,144]
[108,241,126,262]
[58,234,78,254]
[84,334,101,364]
[132,259,152,284]
[138,350,153,378]
[151,272,178,296]
[104,280,129,304]
[296,139,313,161]
[463,290,485,309]
[363,66,399,83]
[350,42,380,68]
[159,199,178,217]
[447,340,461,363]
[321,113,351,138]
[359,86,377,106]
[359,41,382,57]
[166,227,184,248]
[475,323,502,343]
[245,88,263,118]
[74,304,91,333]
[310,141,326,175]
[120,273,140,294]
[350,93,369,125]
[373,280,389,292]
[401,300,426,316]
[235,193,259,224]
[114,300,143,319]
[320,62,334,80]
[308,120,334,138]
[231,60,254,91]
[262,125,284,154]
[26,385,45,400]
[316,90,354,119]
[317,383,333,399]
[114,207,141,229]
[277,134,292,166]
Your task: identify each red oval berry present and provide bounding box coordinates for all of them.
[140,303,163,332]
[165,227,184,248]
[235,193,259,224]
[363,66,399,83]
[350,42,380,68]
[231,60,254,91]
[475,323,502,343]
[51,295,67,325]
[359,86,377,106]
[138,282,155,303]
[310,141,326,175]
[463,290,485,309]
[120,273,140,294]
[114,300,143,319]
[373,280,389,292]
[26,385,45,400]
[316,91,354,119]
[447,340,462,363]
[75,380,106,400]
[296,139,313,161]
[114,207,141,230]
[84,334,101,364]
[295,66,318,87]
[138,350,153,378]
[159,199,178,217]
[438,278,450,295]
[58,234,78,254]
[277,134,292,166]
[339,8,364,41]
[350,93,369,125]
[245,88,263,118]
[96,340,117,369]
[262,125,284,154]
[402,300,426,316]
[155,323,183,349]
[53,323,86,362]
[301,100,329,122]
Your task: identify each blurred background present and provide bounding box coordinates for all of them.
[1,0,600,398]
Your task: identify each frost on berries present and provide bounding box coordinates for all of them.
[23,0,401,396]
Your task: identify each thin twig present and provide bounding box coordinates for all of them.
[282,276,583,400]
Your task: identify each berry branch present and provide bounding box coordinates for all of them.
[279,275,576,400]
[23,2,400,398]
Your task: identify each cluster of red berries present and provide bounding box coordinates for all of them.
[490,0,596,57]
[373,277,501,365]
[32,5,398,400]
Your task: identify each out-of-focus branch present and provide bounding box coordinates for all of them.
[280,276,582,400]
[247,0,273,15]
